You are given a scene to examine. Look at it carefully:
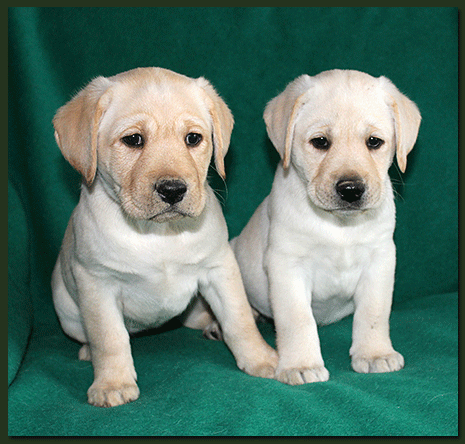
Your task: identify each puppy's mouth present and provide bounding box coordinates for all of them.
[316,195,372,214]
[329,205,369,215]
[148,207,192,222]
[317,201,368,214]
[332,202,365,212]
[119,197,196,223]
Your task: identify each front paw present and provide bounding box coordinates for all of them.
[276,365,330,385]
[352,351,404,374]
[87,379,139,407]
[241,347,279,380]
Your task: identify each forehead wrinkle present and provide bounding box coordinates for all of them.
[104,81,212,144]
[107,104,209,137]
[296,77,396,147]
[177,112,210,127]
[365,123,385,135]
[113,79,201,113]
[106,112,157,142]
[302,120,333,139]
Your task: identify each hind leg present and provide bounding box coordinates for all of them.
[52,260,88,343]
[182,295,223,340]
[203,307,263,341]
[182,296,264,341]
[79,344,91,361]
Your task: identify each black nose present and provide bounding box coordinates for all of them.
[155,179,187,205]
[336,179,365,203]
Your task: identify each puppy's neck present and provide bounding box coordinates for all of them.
[86,170,121,206]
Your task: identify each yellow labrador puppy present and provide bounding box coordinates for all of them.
[231,70,421,385]
[51,67,277,407]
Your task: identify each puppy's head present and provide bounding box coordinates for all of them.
[264,69,421,213]
[53,67,233,222]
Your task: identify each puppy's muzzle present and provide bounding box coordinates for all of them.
[336,178,365,205]
[155,179,187,205]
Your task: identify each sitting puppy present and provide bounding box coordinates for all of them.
[231,70,421,385]
[51,67,277,407]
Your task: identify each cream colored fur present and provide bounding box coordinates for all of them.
[51,67,277,407]
[231,70,421,384]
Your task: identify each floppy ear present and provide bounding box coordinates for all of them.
[197,77,234,179]
[53,76,113,185]
[263,75,313,169]
[379,77,422,173]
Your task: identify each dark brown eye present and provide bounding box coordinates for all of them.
[121,133,144,148]
[366,136,384,149]
[310,137,331,150]
[185,133,203,148]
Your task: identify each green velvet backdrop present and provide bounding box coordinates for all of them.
[8,7,457,436]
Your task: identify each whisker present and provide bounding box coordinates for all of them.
[390,163,405,187]
[208,165,228,206]
[389,163,407,203]
[392,188,405,202]
[211,187,227,206]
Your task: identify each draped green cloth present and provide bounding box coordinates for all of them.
[8,7,457,436]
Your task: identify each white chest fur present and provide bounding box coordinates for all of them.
[266,169,396,325]
[68,182,225,332]
[306,241,372,325]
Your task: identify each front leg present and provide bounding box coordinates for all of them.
[266,252,329,385]
[350,241,404,373]
[199,247,278,380]
[75,267,139,407]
